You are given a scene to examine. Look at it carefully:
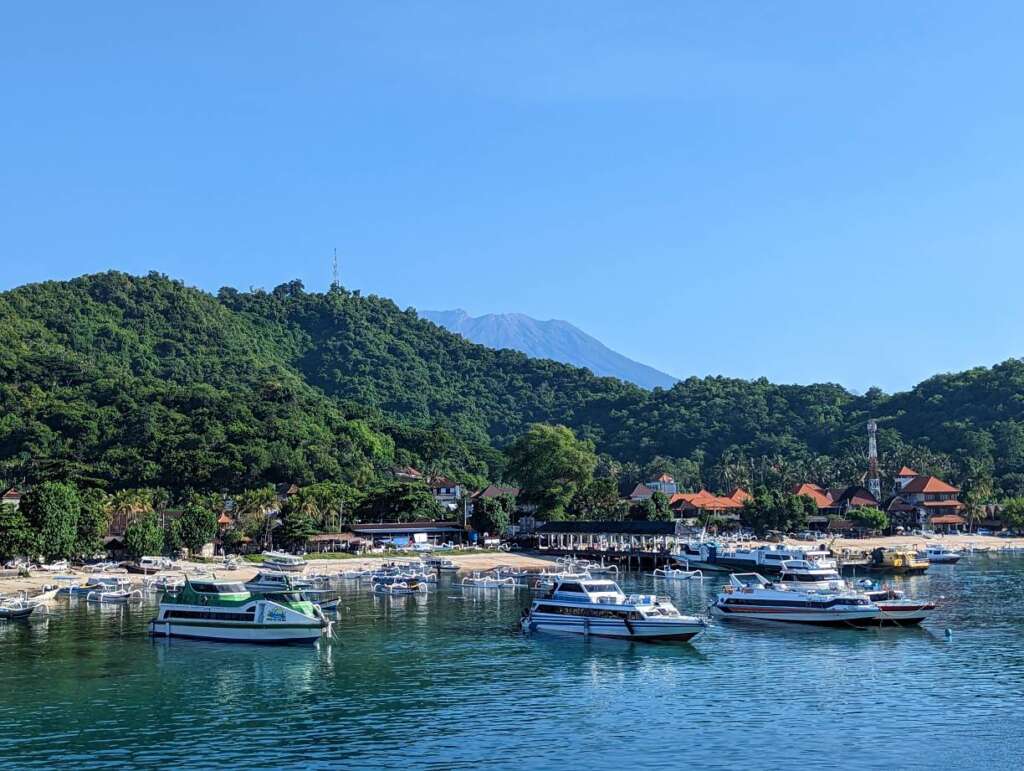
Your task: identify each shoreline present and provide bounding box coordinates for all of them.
[4,534,1023,597]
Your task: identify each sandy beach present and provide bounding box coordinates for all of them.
[0,550,562,597]
[4,536,1022,598]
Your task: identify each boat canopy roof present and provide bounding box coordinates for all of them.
[187,580,249,594]
[729,573,771,588]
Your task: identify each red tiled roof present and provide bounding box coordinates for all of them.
[727,487,752,503]
[217,514,233,525]
[929,514,966,525]
[922,500,964,509]
[655,473,674,483]
[630,484,655,498]
[671,489,743,510]
[792,483,832,508]
[897,466,919,477]
[900,476,959,494]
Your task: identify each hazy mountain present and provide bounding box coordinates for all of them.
[420,309,678,389]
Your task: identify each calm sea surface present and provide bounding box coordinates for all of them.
[2,554,1024,770]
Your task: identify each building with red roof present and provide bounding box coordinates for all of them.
[887,471,963,529]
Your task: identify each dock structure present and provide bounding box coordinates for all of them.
[534,520,684,570]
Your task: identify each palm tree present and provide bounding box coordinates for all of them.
[234,485,278,549]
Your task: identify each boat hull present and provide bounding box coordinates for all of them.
[262,562,307,573]
[711,604,880,627]
[148,619,323,644]
[523,613,704,641]
[874,603,935,625]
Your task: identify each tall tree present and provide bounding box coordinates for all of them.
[0,503,35,560]
[505,424,597,520]
[355,482,445,523]
[76,488,111,558]
[22,481,80,560]
[472,495,513,535]
[177,503,219,555]
[123,512,164,560]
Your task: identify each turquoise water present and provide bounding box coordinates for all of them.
[2,555,1024,770]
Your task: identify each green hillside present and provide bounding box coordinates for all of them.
[1,271,1022,498]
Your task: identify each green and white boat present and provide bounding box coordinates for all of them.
[149,578,328,644]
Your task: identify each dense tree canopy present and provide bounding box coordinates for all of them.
[505,424,598,520]
[21,481,80,560]
[3,271,1024,506]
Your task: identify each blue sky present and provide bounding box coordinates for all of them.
[2,2,1022,393]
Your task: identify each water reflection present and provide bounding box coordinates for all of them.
[2,556,1023,769]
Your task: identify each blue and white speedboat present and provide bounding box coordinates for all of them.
[521,578,706,641]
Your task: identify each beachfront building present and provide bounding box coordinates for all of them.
[429,476,463,509]
[892,472,964,531]
[349,520,469,548]
[791,483,833,530]
[669,489,744,527]
[535,520,682,553]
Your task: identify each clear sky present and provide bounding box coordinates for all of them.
[3,2,1022,393]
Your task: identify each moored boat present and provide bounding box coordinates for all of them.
[650,563,703,580]
[917,545,961,565]
[149,578,328,644]
[867,548,929,574]
[521,578,706,641]
[711,573,880,627]
[261,551,308,573]
[245,571,312,593]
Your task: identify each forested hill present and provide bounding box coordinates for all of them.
[2,271,1024,498]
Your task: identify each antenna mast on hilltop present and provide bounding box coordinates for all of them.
[331,248,339,288]
[867,420,881,501]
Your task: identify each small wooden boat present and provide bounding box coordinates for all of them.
[87,588,144,604]
[372,579,428,595]
[462,572,518,589]
[0,600,38,620]
[650,565,703,580]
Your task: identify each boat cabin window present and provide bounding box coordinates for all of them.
[264,592,304,603]
[582,583,615,593]
[190,582,248,594]
[556,582,585,594]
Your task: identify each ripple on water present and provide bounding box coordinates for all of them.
[2,558,1024,769]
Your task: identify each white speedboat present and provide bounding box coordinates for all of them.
[852,579,935,625]
[245,571,312,593]
[261,551,308,573]
[150,579,328,643]
[675,543,836,574]
[711,573,880,626]
[421,557,459,572]
[776,560,847,592]
[521,578,706,642]
[918,545,962,564]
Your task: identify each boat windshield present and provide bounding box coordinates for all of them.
[264,592,305,603]
[582,583,620,593]
[191,582,248,594]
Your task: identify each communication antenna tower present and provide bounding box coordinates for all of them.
[867,420,881,501]
[331,248,339,288]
